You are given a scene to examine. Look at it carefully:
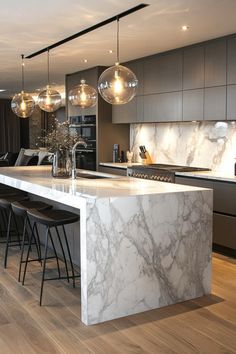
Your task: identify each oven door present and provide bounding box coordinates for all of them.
[76,149,96,171]
[80,126,96,140]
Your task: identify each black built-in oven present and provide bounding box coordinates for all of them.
[69,115,97,171]
[70,115,96,141]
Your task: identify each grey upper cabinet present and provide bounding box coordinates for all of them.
[183,89,204,121]
[112,97,137,123]
[227,37,236,85]
[204,86,226,120]
[143,92,182,122]
[183,46,204,89]
[227,85,236,120]
[124,60,143,95]
[205,39,227,87]
[143,51,182,94]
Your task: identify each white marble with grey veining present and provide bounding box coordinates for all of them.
[130,121,236,174]
[82,189,212,324]
[0,166,213,325]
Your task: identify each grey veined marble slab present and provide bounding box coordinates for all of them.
[0,166,213,325]
[82,190,212,325]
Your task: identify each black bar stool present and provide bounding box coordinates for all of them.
[0,193,29,268]
[11,200,52,282]
[23,208,80,305]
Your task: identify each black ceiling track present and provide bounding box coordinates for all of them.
[26,3,149,59]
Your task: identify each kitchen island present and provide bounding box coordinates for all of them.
[0,166,213,325]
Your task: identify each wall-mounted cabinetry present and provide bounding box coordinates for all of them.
[113,34,236,124]
[66,66,129,168]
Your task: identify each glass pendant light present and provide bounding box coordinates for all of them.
[98,17,138,105]
[68,79,97,108]
[11,55,35,118]
[38,49,62,112]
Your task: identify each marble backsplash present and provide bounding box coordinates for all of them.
[130,121,236,174]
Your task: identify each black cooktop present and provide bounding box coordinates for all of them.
[132,164,210,172]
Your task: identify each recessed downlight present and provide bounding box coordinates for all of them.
[181,25,190,31]
[108,49,113,54]
[83,59,88,63]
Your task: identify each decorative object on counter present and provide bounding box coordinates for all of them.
[112,144,120,163]
[38,120,79,178]
[38,49,62,113]
[126,150,133,163]
[119,150,125,163]
[98,17,138,105]
[68,79,97,108]
[11,54,35,118]
[139,145,147,164]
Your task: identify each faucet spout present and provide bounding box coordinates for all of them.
[71,138,87,179]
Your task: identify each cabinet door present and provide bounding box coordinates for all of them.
[205,39,226,87]
[227,37,236,85]
[204,86,226,120]
[124,60,143,95]
[112,97,137,123]
[213,213,236,249]
[143,92,182,122]
[175,176,213,189]
[183,89,204,121]
[227,85,236,120]
[213,180,236,215]
[183,46,204,89]
[143,51,182,94]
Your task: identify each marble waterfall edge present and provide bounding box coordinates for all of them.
[81,189,213,325]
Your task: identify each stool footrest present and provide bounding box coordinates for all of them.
[43,275,80,281]
[21,256,56,263]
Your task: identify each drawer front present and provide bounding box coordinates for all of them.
[175,176,213,189]
[213,212,236,249]
[213,181,236,215]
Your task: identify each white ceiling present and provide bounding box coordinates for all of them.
[1,0,236,98]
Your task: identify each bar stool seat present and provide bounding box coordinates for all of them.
[0,194,28,209]
[27,209,79,227]
[11,200,52,281]
[24,208,80,305]
[12,200,52,216]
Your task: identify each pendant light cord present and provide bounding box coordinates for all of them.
[47,48,50,86]
[21,54,25,91]
[116,17,120,64]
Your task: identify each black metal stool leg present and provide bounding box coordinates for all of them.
[40,227,49,306]
[18,216,28,282]
[12,212,21,249]
[55,226,70,283]
[62,224,75,288]
[48,229,61,278]
[34,223,42,264]
[4,209,12,268]
[22,223,35,285]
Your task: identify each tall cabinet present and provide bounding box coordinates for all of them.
[66,66,129,168]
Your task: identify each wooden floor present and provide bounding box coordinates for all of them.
[0,248,235,354]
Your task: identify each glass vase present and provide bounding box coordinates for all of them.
[52,149,71,178]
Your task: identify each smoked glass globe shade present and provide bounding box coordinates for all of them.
[68,79,97,108]
[38,85,62,112]
[11,91,35,118]
[98,63,138,105]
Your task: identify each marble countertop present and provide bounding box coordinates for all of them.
[176,170,236,183]
[0,166,208,200]
[100,162,236,184]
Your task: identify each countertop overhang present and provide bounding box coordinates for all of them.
[0,166,209,200]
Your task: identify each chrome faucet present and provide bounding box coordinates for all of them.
[71,138,87,179]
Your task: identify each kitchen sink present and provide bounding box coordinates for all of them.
[76,172,111,179]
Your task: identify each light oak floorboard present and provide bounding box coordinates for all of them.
[0,247,235,353]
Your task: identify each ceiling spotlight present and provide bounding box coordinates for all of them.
[108,49,113,54]
[181,25,190,31]
[83,59,88,63]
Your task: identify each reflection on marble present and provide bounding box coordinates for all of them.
[82,189,212,325]
[130,121,236,174]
